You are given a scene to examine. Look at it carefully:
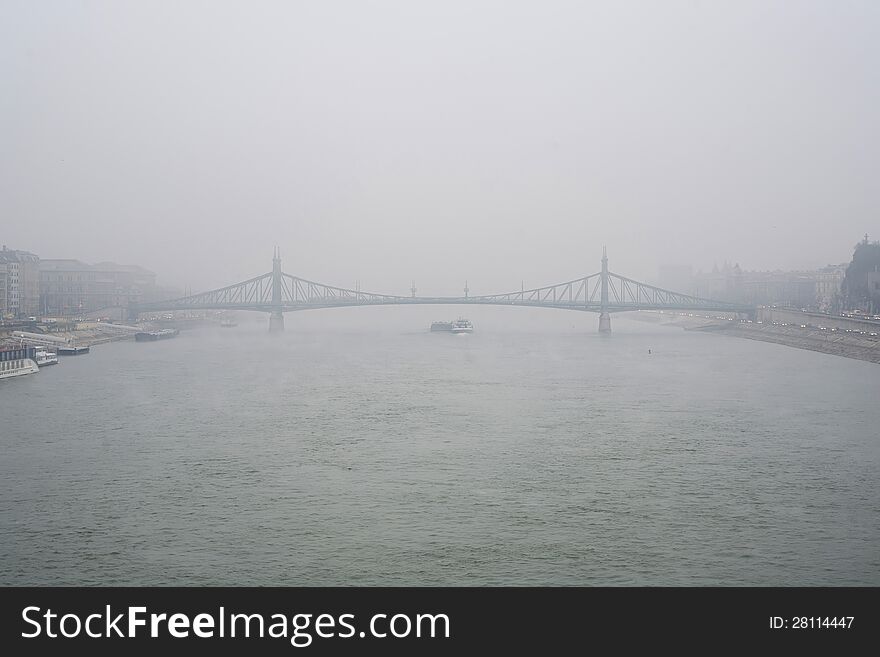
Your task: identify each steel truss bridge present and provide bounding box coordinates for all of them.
[132,249,754,332]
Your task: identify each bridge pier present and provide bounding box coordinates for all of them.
[268,247,285,332]
[598,247,611,332]
[269,311,285,332]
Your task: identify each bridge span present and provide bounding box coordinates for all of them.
[132,249,753,332]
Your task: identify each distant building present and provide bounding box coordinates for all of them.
[0,246,41,318]
[657,265,694,295]
[814,264,847,312]
[742,271,816,309]
[693,262,743,302]
[39,259,157,316]
[693,261,845,310]
[0,261,7,317]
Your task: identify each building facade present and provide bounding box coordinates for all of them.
[691,261,847,311]
[0,246,41,318]
[814,264,847,312]
[40,260,157,316]
[0,262,7,317]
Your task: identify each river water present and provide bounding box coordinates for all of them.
[1,308,878,585]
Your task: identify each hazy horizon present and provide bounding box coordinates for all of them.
[2,1,878,295]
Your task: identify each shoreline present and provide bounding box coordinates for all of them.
[7,314,880,365]
[0,321,136,350]
[622,311,880,364]
[1,316,219,351]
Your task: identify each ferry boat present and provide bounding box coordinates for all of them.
[430,320,454,332]
[135,328,180,342]
[451,318,474,334]
[34,348,59,367]
[0,345,39,380]
[220,319,237,328]
[58,345,90,356]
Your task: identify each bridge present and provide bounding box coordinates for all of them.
[132,249,754,332]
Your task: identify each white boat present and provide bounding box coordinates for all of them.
[451,318,474,334]
[220,319,237,328]
[34,348,59,367]
[0,346,40,380]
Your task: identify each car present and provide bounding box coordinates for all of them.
[819,327,827,330]
[871,332,879,337]
[800,325,807,328]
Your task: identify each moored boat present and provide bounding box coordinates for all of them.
[0,346,39,380]
[451,318,474,334]
[135,328,180,342]
[34,348,59,367]
[58,345,90,356]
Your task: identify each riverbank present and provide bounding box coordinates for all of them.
[0,321,137,349]
[0,316,227,351]
[52,322,140,346]
[621,311,880,364]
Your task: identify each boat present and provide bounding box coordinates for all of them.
[135,328,180,342]
[430,321,454,332]
[58,345,90,356]
[220,319,237,328]
[0,346,40,380]
[34,348,59,367]
[451,318,474,334]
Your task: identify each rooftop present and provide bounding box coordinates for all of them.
[40,259,155,276]
[0,248,39,263]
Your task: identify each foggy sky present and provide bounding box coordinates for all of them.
[2,1,878,295]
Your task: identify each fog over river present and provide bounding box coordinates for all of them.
[2,309,877,585]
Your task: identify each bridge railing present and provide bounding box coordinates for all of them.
[281,274,411,305]
[472,273,603,306]
[606,272,746,311]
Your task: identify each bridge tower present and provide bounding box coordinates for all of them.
[269,247,285,332]
[598,247,611,333]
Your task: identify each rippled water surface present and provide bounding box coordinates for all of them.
[2,308,878,585]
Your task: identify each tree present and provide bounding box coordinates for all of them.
[842,235,880,313]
